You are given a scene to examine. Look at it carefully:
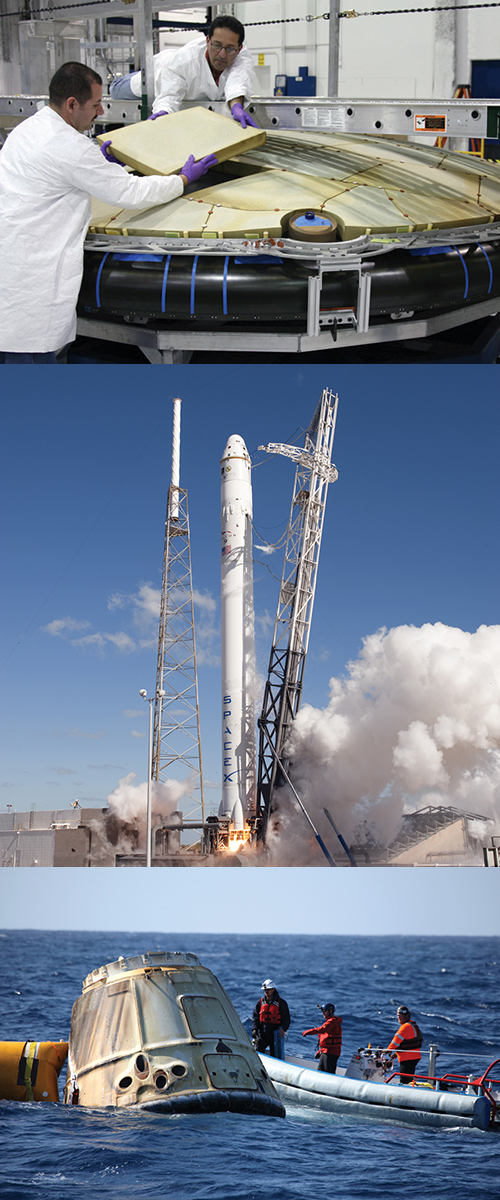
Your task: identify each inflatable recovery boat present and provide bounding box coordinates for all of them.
[262,1049,500,1131]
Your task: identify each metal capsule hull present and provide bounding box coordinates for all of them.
[64,951,284,1117]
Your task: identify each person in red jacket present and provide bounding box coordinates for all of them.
[303,1003,342,1074]
[387,1005,422,1083]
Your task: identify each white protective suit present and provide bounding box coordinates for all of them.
[0,105,185,353]
[146,37,255,115]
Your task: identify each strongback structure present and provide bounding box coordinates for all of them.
[151,398,205,838]
[255,388,339,840]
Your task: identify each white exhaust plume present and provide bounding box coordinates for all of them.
[107,770,196,827]
[87,771,197,862]
[267,623,500,862]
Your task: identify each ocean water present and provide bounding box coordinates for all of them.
[1,930,499,1199]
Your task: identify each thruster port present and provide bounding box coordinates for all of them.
[135,1055,149,1078]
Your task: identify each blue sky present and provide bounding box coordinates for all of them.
[1,867,499,935]
[1,363,499,816]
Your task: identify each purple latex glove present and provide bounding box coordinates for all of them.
[148,110,169,120]
[100,140,121,165]
[230,102,258,129]
[180,153,218,183]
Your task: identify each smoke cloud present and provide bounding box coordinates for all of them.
[88,770,197,862]
[266,623,500,864]
[106,770,195,826]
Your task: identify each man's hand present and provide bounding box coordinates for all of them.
[148,110,169,120]
[230,102,258,129]
[100,140,121,164]
[180,153,218,184]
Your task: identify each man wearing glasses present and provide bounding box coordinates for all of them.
[111,17,257,129]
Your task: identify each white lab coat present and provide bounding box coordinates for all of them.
[0,105,184,352]
[150,37,255,115]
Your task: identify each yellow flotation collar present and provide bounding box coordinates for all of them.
[0,1040,68,1103]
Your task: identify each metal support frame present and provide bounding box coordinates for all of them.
[76,297,500,360]
[328,0,340,99]
[483,836,500,867]
[2,95,500,136]
[258,723,335,866]
[306,259,371,338]
[255,389,339,835]
[245,97,500,138]
[136,0,154,118]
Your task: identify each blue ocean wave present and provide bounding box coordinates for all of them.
[0,931,499,1199]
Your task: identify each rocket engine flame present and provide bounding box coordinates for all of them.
[226,827,252,854]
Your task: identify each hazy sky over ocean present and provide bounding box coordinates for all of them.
[1,867,499,935]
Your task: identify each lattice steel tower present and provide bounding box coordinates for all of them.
[255,388,339,839]
[151,398,205,831]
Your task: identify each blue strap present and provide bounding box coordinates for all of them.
[161,255,172,314]
[452,245,469,300]
[95,252,110,308]
[409,246,453,257]
[190,255,199,317]
[222,255,229,316]
[476,244,493,295]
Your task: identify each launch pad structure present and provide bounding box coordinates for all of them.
[145,388,343,864]
[254,389,339,842]
[1,384,495,869]
[10,389,489,869]
[150,396,205,855]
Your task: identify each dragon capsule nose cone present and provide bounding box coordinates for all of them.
[221,434,250,461]
[64,950,284,1118]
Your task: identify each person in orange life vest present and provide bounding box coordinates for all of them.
[387,1005,422,1083]
[252,979,290,1057]
[303,1002,342,1074]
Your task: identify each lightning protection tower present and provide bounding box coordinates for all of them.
[255,387,339,841]
[151,398,205,838]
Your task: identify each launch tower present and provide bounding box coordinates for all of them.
[255,388,339,841]
[151,398,205,841]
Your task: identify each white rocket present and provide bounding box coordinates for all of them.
[219,435,256,830]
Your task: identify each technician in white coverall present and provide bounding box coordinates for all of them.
[0,61,216,363]
[110,15,257,129]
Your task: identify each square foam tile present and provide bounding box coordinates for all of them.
[97,107,266,176]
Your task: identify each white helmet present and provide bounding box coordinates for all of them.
[262,979,277,990]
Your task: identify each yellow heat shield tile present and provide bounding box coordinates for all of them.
[195,169,346,210]
[202,207,286,237]
[96,107,266,176]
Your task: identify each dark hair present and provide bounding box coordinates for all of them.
[49,62,102,108]
[208,16,245,46]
